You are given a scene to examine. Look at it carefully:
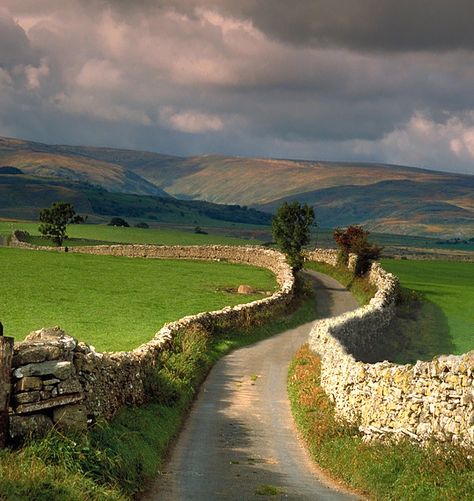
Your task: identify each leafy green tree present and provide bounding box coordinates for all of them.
[39,202,84,246]
[272,202,315,271]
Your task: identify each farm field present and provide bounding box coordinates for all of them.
[381,259,474,356]
[0,220,259,246]
[0,247,277,351]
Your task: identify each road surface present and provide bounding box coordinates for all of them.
[143,270,360,500]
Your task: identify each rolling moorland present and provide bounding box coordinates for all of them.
[1,136,473,237]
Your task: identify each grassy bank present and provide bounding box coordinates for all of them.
[0,277,317,500]
[0,247,276,351]
[304,260,376,305]
[381,259,474,355]
[288,344,474,500]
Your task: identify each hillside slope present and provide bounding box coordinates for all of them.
[1,136,473,236]
[0,137,170,197]
[0,172,270,226]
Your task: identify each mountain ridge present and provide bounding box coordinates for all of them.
[1,135,472,236]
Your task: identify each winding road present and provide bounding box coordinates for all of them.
[143,271,360,500]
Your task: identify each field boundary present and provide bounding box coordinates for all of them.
[7,232,295,440]
[307,249,474,447]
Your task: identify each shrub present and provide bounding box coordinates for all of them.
[108,217,129,227]
[333,225,382,276]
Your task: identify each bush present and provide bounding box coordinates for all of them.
[333,225,382,276]
[134,222,149,229]
[107,217,129,227]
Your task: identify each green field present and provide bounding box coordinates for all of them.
[0,220,259,246]
[381,259,474,356]
[0,248,277,351]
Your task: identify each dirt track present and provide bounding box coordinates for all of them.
[143,270,360,500]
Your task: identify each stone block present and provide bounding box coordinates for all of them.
[9,414,53,440]
[14,361,74,380]
[13,345,62,366]
[57,378,83,395]
[53,404,88,432]
[14,391,41,404]
[15,393,83,414]
[24,326,77,350]
[42,378,60,386]
[14,376,42,392]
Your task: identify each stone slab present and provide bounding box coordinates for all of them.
[15,393,83,414]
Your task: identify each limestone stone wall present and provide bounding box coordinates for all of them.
[307,249,474,446]
[8,237,295,438]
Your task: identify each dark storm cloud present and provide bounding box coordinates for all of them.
[0,1,473,174]
[91,0,474,52]
[219,0,474,52]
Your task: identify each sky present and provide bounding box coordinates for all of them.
[1,0,474,175]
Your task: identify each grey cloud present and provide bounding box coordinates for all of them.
[85,0,474,52]
[222,0,474,52]
[0,10,38,67]
[0,1,473,176]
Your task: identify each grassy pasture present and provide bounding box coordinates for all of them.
[0,247,277,351]
[0,220,259,246]
[381,259,474,356]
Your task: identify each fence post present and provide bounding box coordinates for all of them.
[0,323,14,447]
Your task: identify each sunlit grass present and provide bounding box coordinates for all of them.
[381,259,474,354]
[0,247,276,350]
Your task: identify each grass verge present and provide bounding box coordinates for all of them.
[0,276,317,500]
[288,344,474,501]
[305,260,376,305]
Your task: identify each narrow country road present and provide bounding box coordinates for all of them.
[143,271,360,500]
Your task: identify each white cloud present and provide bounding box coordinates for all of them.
[160,107,224,133]
[24,58,49,89]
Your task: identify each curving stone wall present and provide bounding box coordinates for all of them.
[308,249,474,446]
[7,235,295,438]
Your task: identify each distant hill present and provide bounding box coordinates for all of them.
[0,137,170,198]
[0,136,472,236]
[0,172,271,226]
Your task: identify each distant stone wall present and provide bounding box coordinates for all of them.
[8,236,295,439]
[307,249,474,446]
[304,248,358,271]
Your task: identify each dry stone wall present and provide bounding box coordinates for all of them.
[308,249,474,446]
[8,235,295,439]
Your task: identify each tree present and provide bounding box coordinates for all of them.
[333,225,367,266]
[108,217,129,227]
[39,202,84,246]
[272,202,315,271]
[333,225,382,276]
